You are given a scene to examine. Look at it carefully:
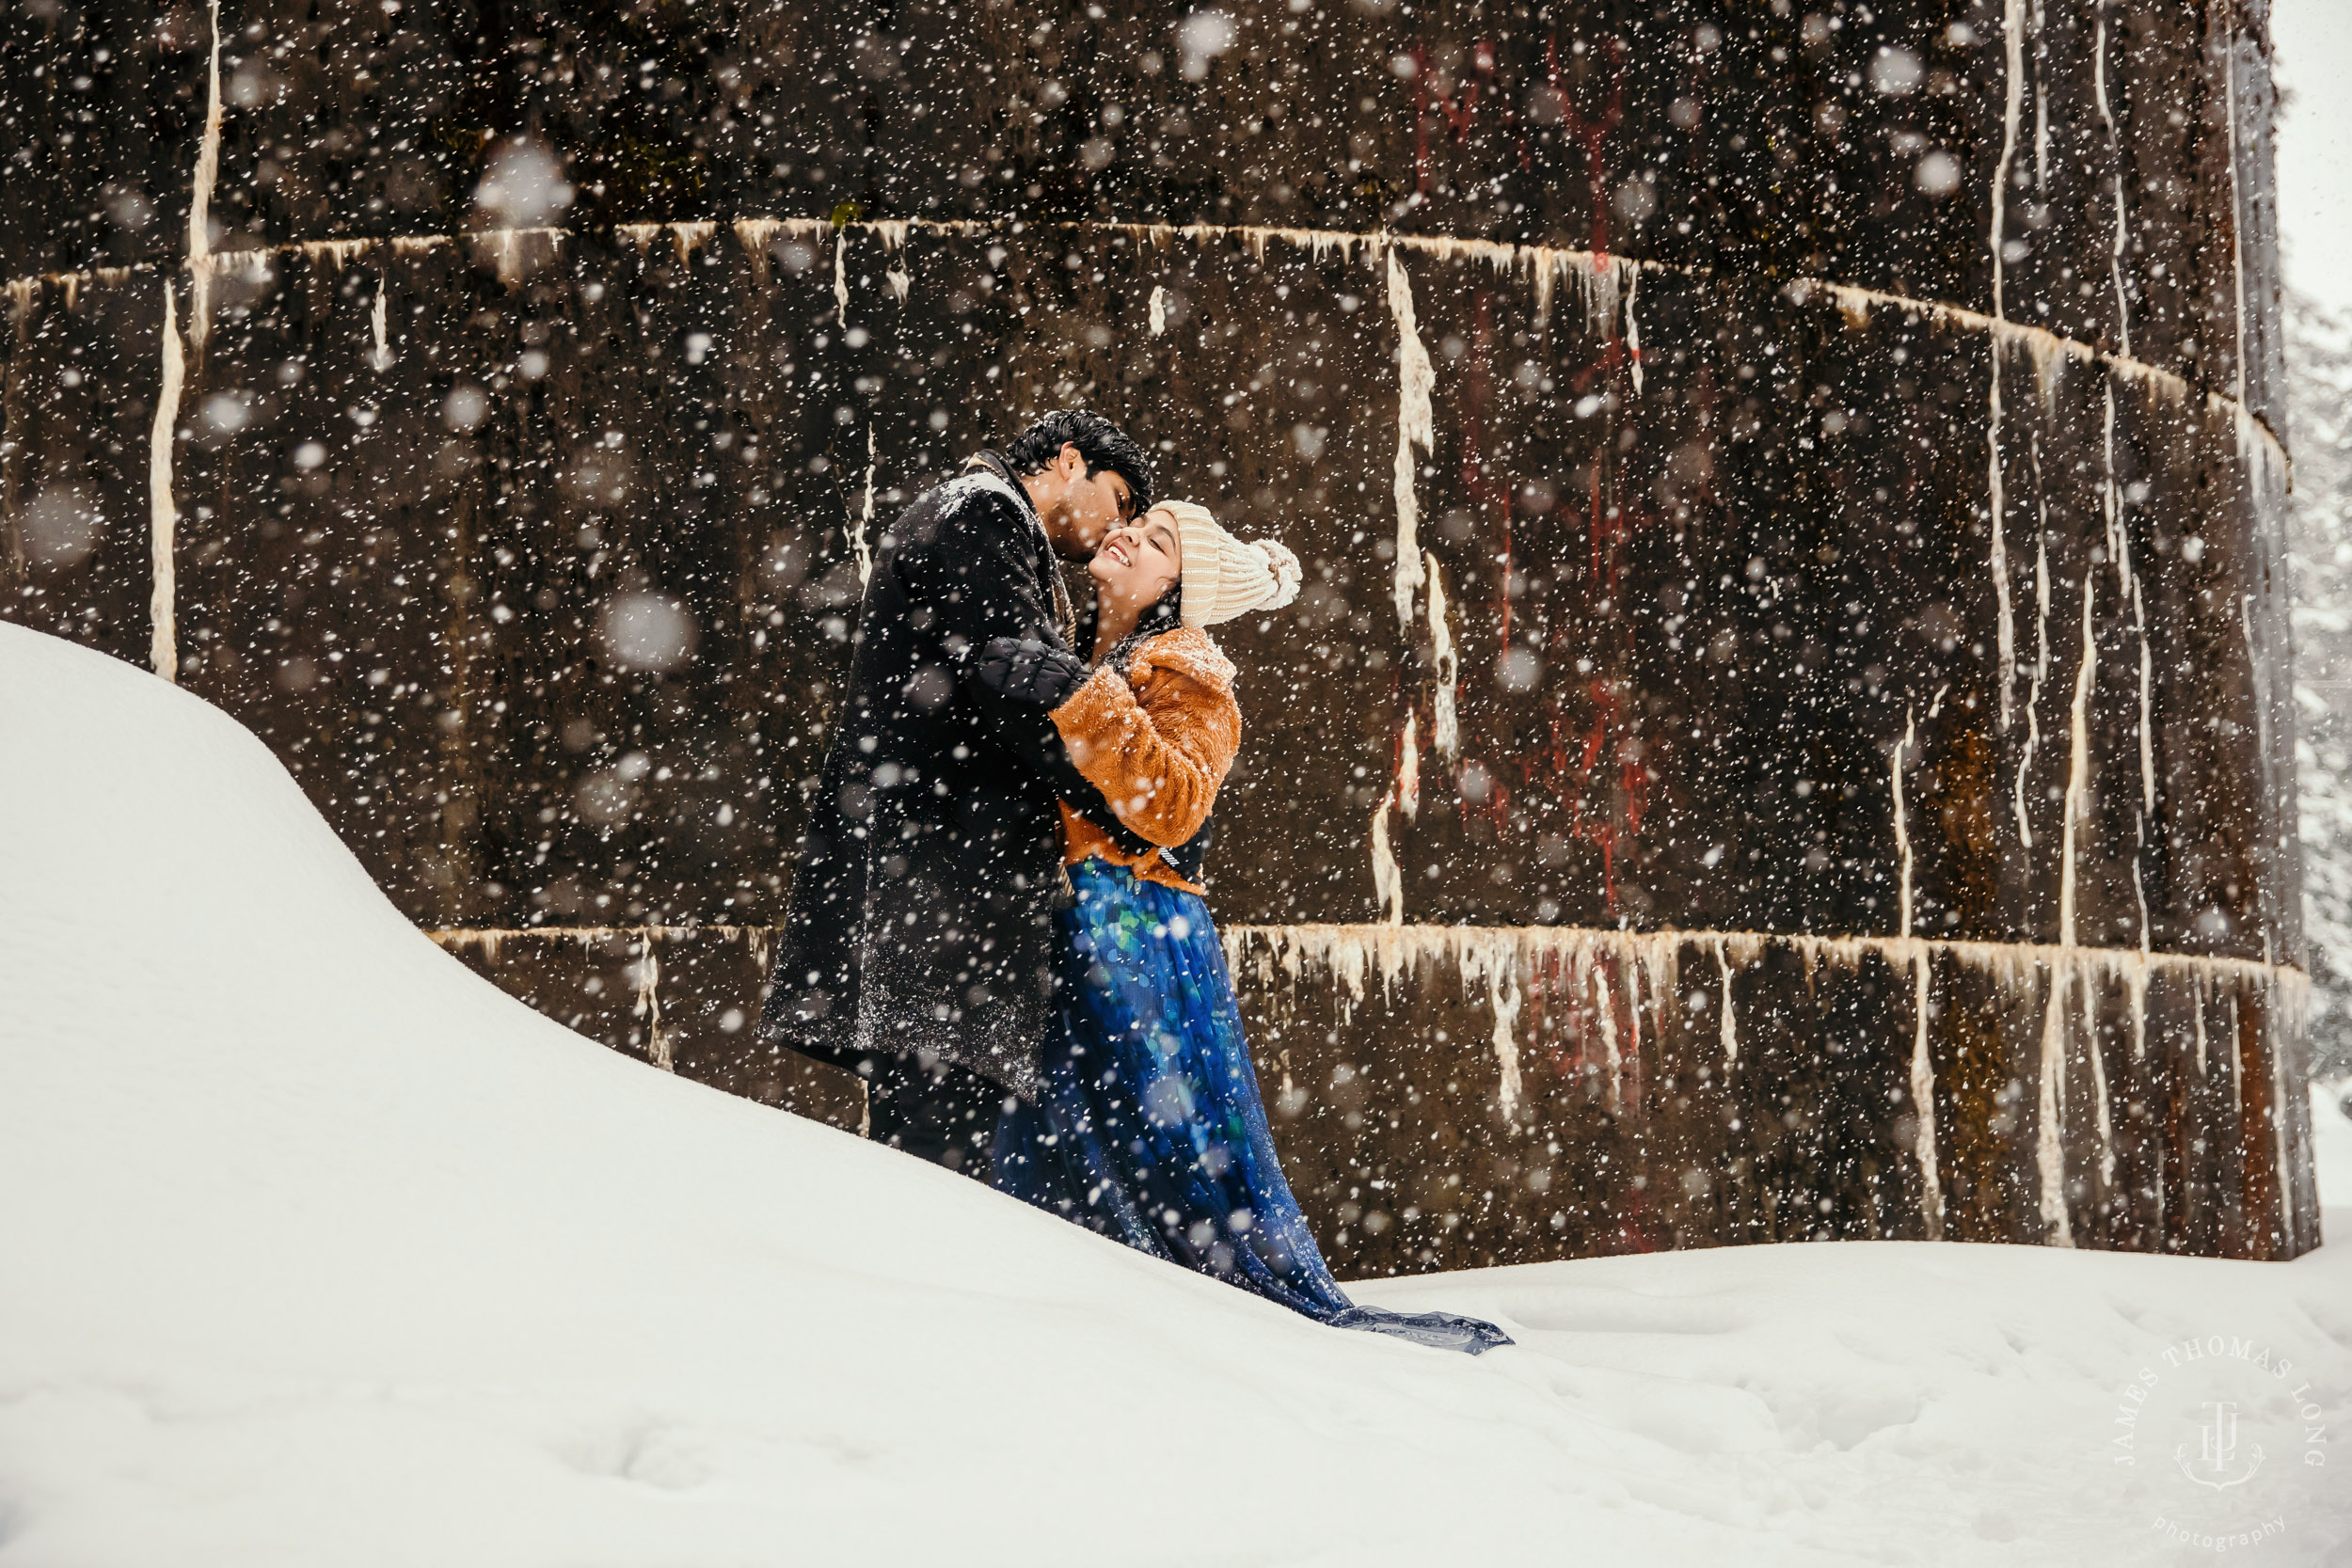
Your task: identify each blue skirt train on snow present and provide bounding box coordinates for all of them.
[993,857,1510,1355]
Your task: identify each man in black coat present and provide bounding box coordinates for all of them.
[756,411,1156,1174]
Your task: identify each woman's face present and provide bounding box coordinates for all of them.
[1089,506,1183,609]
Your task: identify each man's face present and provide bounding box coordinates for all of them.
[1049,444,1136,557]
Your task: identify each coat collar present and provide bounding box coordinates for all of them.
[964,451,1042,531]
[961,451,1076,649]
[1124,625,1236,694]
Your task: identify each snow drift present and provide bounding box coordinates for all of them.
[2,621,2349,1566]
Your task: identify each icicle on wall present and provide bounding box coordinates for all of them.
[181,0,223,357]
[1985,0,2028,732]
[145,281,183,684]
[1385,246,1434,633]
[1424,553,1458,764]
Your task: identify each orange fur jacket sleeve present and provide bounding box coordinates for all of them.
[1048,626,1241,849]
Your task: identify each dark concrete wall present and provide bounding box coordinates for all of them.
[2,0,2315,1266]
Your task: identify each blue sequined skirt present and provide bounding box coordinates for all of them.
[993,859,1510,1355]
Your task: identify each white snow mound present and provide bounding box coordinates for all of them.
[3,621,2350,1567]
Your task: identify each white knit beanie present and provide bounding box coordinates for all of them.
[1157,500,1304,628]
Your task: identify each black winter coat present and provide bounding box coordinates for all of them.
[755,455,1144,1098]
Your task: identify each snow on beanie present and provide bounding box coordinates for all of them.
[1158,500,1304,628]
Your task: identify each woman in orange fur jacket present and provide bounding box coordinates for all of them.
[973,500,1508,1355]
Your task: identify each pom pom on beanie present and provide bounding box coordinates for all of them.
[1157,500,1304,627]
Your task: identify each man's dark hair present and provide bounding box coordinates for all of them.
[1003,409,1154,517]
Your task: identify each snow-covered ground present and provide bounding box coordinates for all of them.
[2,618,2347,1567]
